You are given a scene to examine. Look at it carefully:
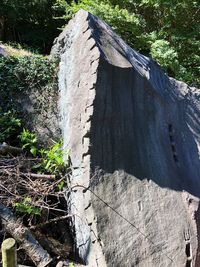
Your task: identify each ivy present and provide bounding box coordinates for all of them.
[0,55,57,95]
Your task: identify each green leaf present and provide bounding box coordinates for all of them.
[58,180,65,190]
[30,146,37,156]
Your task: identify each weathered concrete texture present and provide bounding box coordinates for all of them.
[52,10,200,267]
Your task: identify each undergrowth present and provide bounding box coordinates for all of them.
[0,108,21,143]
[0,53,57,113]
[19,128,68,177]
[0,125,69,216]
[0,45,75,266]
[0,46,67,217]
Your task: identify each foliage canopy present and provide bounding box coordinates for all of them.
[0,0,199,86]
[60,0,200,87]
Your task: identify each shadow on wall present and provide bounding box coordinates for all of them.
[90,59,200,198]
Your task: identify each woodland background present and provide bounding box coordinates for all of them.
[0,0,199,87]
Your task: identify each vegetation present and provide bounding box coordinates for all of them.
[14,197,41,216]
[0,40,72,263]
[1,1,199,86]
[0,41,64,212]
[0,137,70,262]
[60,0,199,87]
[0,50,57,147]
[19,128,67,176]
[0,112,70,266]
[0,0,66,53]
[0,117,68,215]
[0,1,199,265]
[19,128,38,156]
[0,54,56,95]
[0,108,21,143]
[38,140,67,175]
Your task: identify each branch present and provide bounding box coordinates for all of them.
[0,143,22,156]
[30,214,72,230]
[21,172,56,180]
[0,203,52,267]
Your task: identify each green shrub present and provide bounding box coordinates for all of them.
[18,128,38,156]
[18,128,68,175]
[150,39,178,73]
[0,55,57,96]
[14,197,41,216]
[0,108,21,143]
[38,140,67,175]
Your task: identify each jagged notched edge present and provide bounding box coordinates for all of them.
[82,10,174,101]
[51,9,189,103]
[51,9,169,101]
[79,18,104,265]
[64,10,103,265]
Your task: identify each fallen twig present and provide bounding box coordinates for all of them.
[21,172,56,180]
[30,214,72,230]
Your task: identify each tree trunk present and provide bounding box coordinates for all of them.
[0,203,52,267]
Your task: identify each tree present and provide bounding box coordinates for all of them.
[0,0,66,53]
[61,0,200,87]
[1,0,199,86]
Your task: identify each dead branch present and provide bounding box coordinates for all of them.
[0,203,52,267]
[0,143,22,156]
[21,172,56,180]
[30,214,72,230]
[0,155,62,207]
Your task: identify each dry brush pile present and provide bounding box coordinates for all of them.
[0,147,74,267]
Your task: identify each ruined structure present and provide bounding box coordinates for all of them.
[51,10,200,267]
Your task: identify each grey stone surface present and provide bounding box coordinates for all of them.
[52,10,200,267]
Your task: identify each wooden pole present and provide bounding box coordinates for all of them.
[2,238,17,267]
